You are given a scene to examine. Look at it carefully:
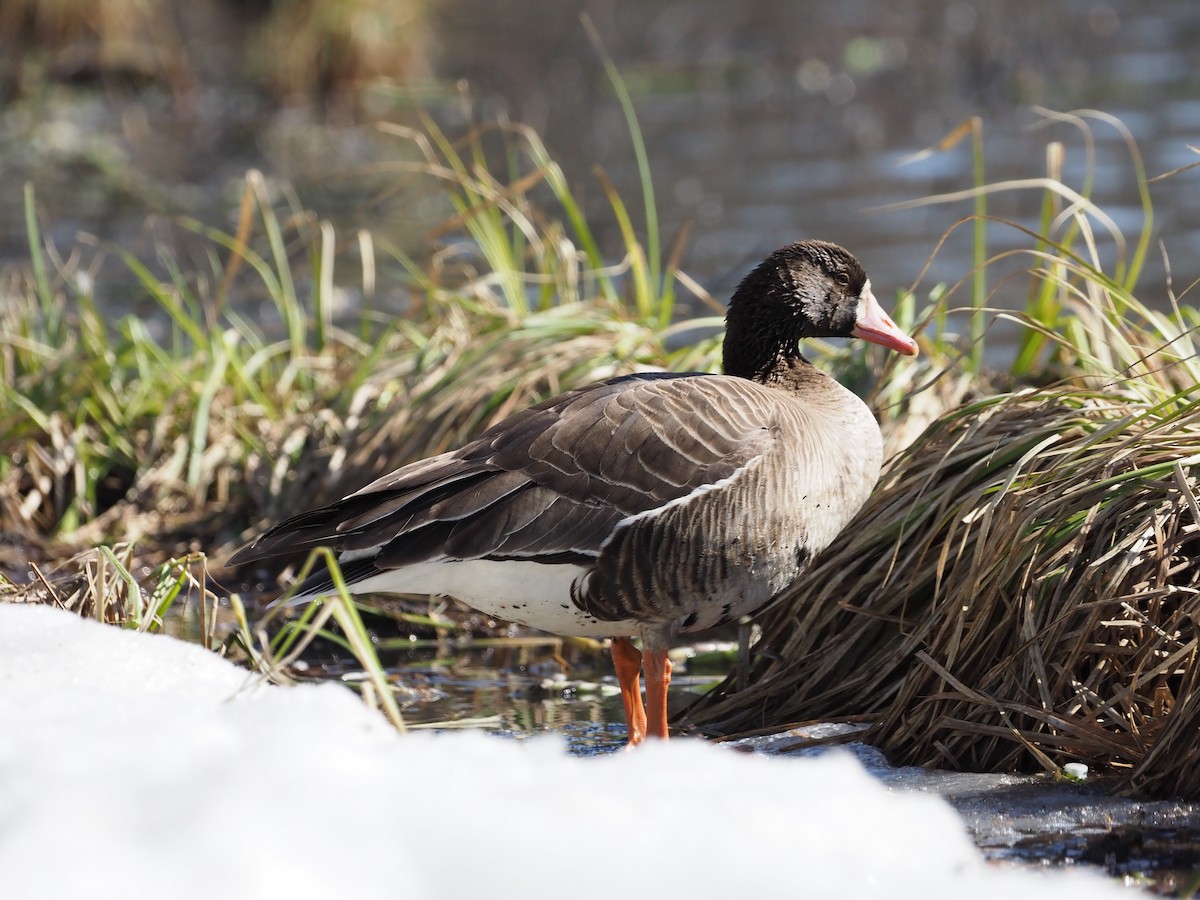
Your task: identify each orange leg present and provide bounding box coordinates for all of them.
[643,648,673,740]
[610,637,647,746]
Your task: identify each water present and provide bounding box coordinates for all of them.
[432,0,1200,304]
[285,635,733,755]
[736,728,1200,891]
[2,0,1197,322]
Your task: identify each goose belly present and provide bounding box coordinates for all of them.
[341,558,641,638]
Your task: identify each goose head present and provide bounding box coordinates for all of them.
[723,240,918,380]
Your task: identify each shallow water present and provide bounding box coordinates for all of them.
[293,641,728,755]
[734,728,1200,893]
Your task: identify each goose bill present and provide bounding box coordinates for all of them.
[850,286,919,356]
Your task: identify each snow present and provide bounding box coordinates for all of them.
[0,604,1128,900]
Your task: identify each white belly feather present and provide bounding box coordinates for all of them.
[331,558,641,638]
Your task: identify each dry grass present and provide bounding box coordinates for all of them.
[251,0,429,99]
[0,542,221,637]
[0,0,185,86]
[684,385,1200,795]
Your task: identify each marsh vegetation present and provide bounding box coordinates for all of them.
[3,3,1200,831]
[4,96,1200,806]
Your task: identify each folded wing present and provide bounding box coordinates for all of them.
[228,372,777,591]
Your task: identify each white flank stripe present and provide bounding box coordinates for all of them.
[855,279,873,323]
[312,557,641,638]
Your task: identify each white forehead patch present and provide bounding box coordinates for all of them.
[855,279,874,322]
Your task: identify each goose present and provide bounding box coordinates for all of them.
[228,240,918,744]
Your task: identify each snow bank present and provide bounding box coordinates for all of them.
[0,604,1125,899]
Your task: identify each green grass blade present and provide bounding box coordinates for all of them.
[583,14,661,309]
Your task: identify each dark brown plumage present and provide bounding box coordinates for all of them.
[229,240,918,743]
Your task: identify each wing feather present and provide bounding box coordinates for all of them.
[228,372,778,576]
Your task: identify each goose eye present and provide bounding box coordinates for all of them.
[834,272,850,287]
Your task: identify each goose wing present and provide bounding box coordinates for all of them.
[229,372,777,578]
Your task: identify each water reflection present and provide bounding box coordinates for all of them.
[326,644,635,753]
[293,640,720,755]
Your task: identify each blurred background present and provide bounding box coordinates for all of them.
[0,0,1196,313]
